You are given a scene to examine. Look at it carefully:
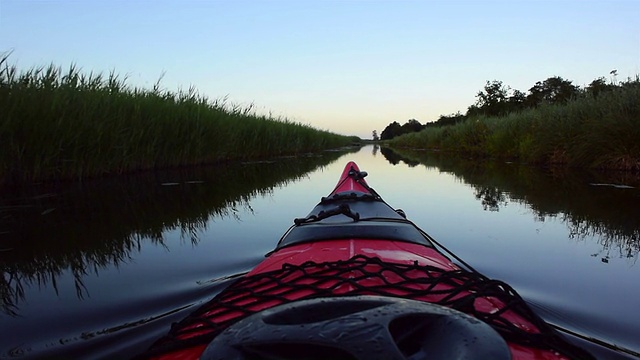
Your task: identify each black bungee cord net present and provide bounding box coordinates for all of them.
[139,255,594,360]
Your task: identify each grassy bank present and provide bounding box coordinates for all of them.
[389,79,640,171]
[0,58,354,184]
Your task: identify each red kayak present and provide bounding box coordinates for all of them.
[138,161,594,360]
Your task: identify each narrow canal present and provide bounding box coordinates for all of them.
[1,145,638,359]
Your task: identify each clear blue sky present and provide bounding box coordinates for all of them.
[2,0,639,139]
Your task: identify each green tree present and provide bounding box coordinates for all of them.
[472,80,517,117]
[526,76,579,106]
[508,89,527,111]
[380,119,423,140]
[585,77,614,98]
[380,121,402,140]
[401,119,423,133]
[427,112,466,128]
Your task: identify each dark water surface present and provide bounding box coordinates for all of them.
[1,145,639,359]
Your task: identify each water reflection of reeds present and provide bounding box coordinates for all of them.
[381,148,640,260]
[0,149,356,315]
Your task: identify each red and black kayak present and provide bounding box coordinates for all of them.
[137,161,594,360]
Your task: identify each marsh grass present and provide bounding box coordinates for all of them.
[390,79,640,171]
[0,57,352,184]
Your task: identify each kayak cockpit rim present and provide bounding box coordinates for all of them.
[273,194,435,252]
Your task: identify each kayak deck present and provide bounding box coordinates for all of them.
[142,240,585,360]
[257,239,453,274]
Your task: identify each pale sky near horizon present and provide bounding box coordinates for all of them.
[2,0,639,139]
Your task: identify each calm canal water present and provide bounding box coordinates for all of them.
[1,145,639,359]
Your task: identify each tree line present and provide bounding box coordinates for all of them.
[379,72,627,140]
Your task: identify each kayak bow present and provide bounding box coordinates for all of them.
[138,161,594,360]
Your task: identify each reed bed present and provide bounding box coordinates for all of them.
[390,80,640,171]
[0,58,353,184]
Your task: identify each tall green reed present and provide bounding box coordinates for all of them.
[0,59,353,184]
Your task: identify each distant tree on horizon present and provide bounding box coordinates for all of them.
[468,80,521,117]
[425,112,466,128]
[379,73,627,133]
[585,77,615,97]
[526,76,579,106]
[380,121,402,140]
[380,119,424,140]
